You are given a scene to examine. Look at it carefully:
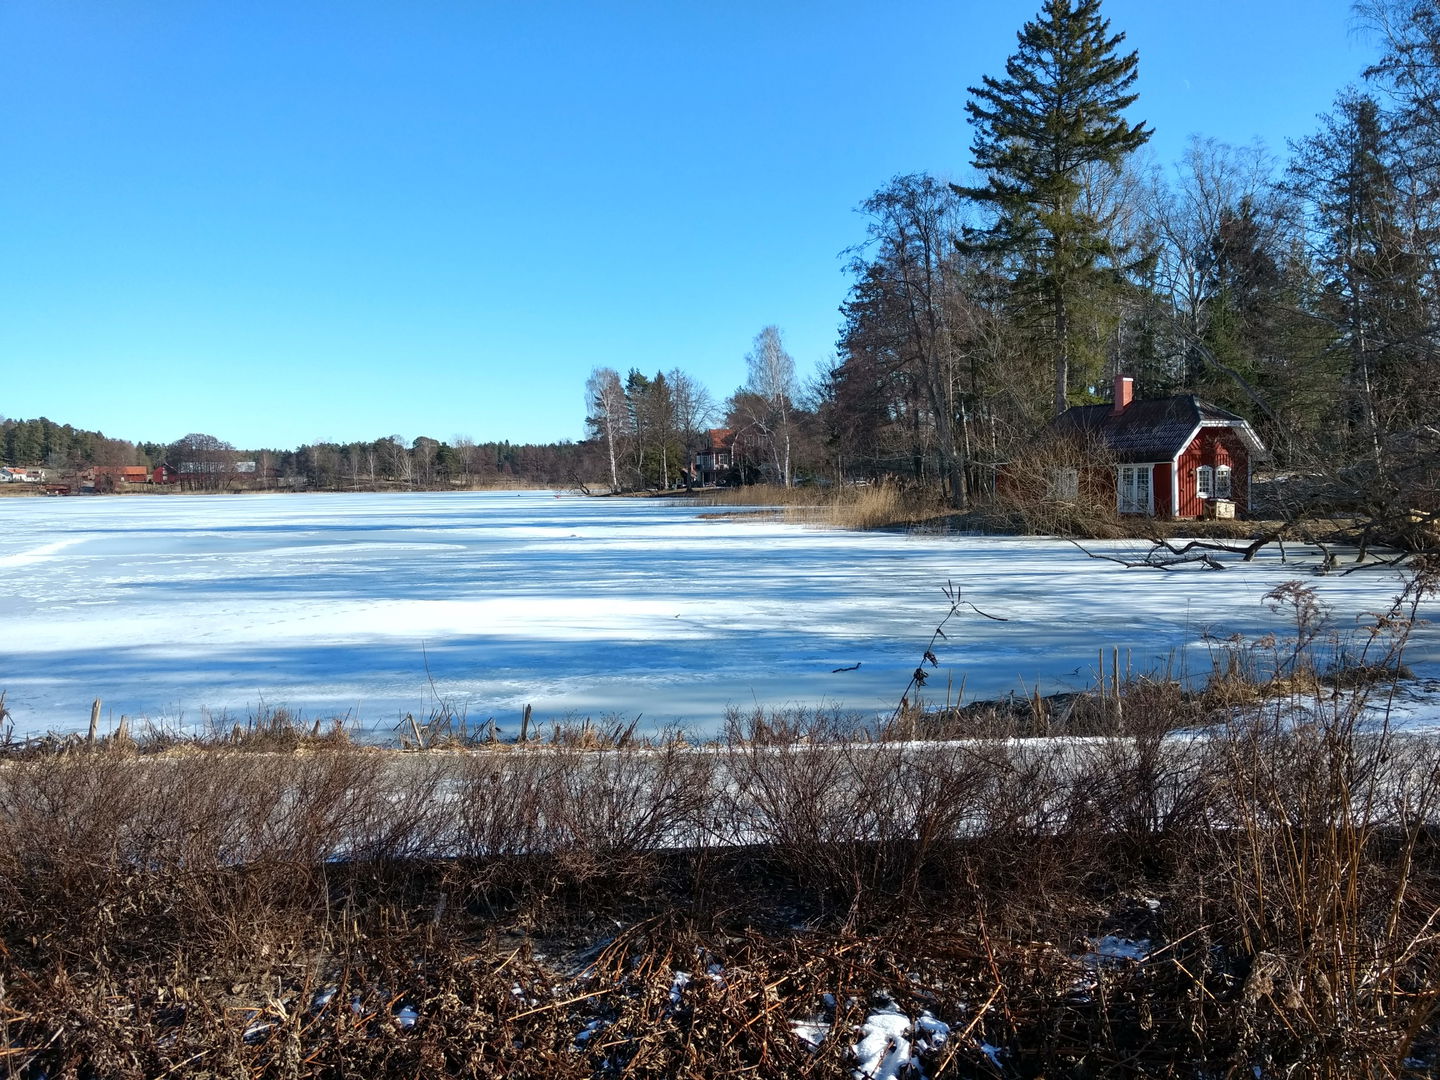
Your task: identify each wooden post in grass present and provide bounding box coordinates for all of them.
[1113,645,1123,729]
[520,704,532,744]
[407,713,426,749]
[115,715,130,744]
[88,699,101,745]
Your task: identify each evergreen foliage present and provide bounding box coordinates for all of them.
[954,0,1152,416]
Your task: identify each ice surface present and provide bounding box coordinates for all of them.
[2,490,1436,737]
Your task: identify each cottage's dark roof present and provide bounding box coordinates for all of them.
[1052,395,1265,463]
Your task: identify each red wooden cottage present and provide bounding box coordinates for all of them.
[1050,375,1266,518]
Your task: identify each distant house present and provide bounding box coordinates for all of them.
[692,429,736,486]
[1042,375,1267,518]
[0,466,43,483]
[87,465,153,485]
[152,463,180,485]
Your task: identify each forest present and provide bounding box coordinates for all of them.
[585,0,1440,536]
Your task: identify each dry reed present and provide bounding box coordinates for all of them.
[698,481,944,531]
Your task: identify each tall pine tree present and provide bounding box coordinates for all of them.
[1289,92,1432,453]
[955,0,1152,416]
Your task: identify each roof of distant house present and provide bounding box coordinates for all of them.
[1053,395,1267,463]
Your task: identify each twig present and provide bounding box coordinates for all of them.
[889,580,1008,726]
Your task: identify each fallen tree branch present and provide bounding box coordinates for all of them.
[1069,539,1227,571]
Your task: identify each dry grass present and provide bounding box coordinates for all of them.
[2,685,1439,1076]
[698,481,945,531]
[5,686,1439,1076]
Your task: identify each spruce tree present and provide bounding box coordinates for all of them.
[955,0,1151,415]
[1289,92,1432,451]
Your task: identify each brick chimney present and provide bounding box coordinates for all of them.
[1113,374,1134,414]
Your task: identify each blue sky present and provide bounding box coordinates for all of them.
[1,1,1379,451]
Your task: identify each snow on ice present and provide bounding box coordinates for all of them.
[1,490,1436,737]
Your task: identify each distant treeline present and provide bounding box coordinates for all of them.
[1,417,148,472]
[0,417,607,491]
[270,436,607,490]
[589,0,1440,522]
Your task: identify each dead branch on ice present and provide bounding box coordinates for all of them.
[1068,538,1227,571]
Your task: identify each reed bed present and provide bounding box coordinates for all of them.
[698,481,946,531]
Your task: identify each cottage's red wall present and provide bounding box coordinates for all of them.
[1153,462,1172,518]
[1175,429,1250,519]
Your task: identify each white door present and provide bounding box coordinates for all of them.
[1117,465,1151,514]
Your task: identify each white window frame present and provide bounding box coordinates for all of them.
[1214,465,1232,500]
[1117,465,1153,515]
[1196,465,1214,499]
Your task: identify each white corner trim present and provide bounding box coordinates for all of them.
[1170,450,1182,520]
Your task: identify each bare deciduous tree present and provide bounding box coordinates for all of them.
[743,326,797,487]
[667,367,715,489]
[585,367,627,493]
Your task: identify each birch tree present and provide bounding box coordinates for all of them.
[743,326,797,486]
[585,366,627,493]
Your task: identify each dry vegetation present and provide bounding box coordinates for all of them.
[697,481,947,531]
[2,573,1438,1077]
[4,698,1440,1077]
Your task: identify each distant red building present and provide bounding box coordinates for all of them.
[87,465,153,485]
[692,429,736,486]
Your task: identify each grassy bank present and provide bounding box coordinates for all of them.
[691,481,1316,544]
[4,680,1439,1075]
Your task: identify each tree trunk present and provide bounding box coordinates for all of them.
[605,424,619,493]
[919,348,968,510]
[1053,297,1070,417]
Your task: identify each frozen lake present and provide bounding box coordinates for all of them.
[2,490,1437,737]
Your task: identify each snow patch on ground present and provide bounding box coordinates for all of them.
[793,1019,831,1050]
[1083,935,1152,966]
[851,1003,950,1080]
[852,1006,913,1080]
